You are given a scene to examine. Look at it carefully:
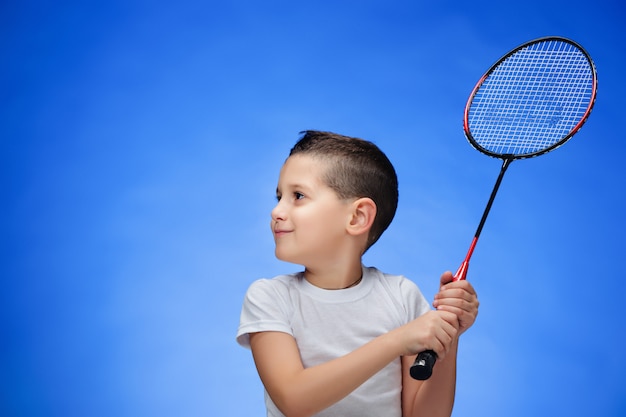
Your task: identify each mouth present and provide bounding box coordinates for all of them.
[273,228,292,237]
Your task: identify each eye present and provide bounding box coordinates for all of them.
[275,193,282,202]
[294,191,305,200]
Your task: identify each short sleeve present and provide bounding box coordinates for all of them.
[398,275,432,323]
[236,278,294,349]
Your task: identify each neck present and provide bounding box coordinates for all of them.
[304,260,363,290]
[322,274,362,290]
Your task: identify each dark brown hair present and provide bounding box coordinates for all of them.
[289,130,398,250]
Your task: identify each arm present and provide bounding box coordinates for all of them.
[401,271,479,417]
[249,310,459,417]
[401,338,458,417]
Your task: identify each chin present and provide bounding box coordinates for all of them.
[274,249,292,263]
[275,250,305,267]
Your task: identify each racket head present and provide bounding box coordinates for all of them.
[464,36,598,160]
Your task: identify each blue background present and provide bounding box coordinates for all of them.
[2,1,625,416]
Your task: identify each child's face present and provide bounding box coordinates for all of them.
[271,154,354,267]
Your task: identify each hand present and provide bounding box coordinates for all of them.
[396,310,459,360]
[432,271,479,336]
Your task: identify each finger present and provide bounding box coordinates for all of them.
[438,322,459,356]
[437,302,478,334]
[429,329,451,359]
[437,304,475,324]
[434,297,479,321]
[435,296,478,318]
[438,284,478,307]
[435,289,474,307]
[439,280,476,295]
[434,303,464,316]
[439,271,454,287]
[437,310,460,328]
[436,289,477,306]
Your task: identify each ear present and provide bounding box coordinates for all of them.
[346,197,377,238]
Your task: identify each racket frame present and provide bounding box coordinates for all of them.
[463,36,598,161]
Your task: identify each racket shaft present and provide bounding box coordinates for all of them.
[472,158,512,241]
[410,158,512,379]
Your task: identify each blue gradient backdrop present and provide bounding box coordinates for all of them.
[2,1,625,416]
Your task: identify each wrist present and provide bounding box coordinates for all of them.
[385,323,416,357]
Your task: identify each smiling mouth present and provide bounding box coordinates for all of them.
[273,229,292,237]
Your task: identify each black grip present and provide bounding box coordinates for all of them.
[409,350,437,380]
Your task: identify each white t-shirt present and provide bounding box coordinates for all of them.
[237,265,431,417]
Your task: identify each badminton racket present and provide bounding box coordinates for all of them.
[410,36,597,380]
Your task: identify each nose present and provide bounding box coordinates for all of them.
[271,199,286,222]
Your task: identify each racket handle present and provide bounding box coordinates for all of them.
[411,261,469,380]
[409,349,437,380]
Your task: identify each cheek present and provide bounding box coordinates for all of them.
[302,208,346,238]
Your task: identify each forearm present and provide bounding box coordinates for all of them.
[255,330,404,417]
[406,338,458,417]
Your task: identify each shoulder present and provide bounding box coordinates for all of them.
[237,273,302,348]
[245,272,299,295]
[242,272,306,313]
[365,266,421,294]
[365,266,431,318]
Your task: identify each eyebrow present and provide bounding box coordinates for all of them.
[276,183,311,194]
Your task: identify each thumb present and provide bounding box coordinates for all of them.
[440,271,454,288]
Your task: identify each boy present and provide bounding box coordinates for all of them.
[237,131,479,417]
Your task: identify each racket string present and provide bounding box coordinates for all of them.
[468,39,595,157]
